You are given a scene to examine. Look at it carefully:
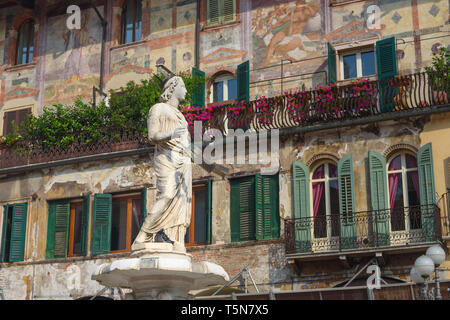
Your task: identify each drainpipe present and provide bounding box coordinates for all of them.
[90,0,107,93]
[194,0,200,68]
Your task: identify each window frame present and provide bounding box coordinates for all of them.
[15,19,35,66]
[309,161,339,241]
[210,73,238,104]
[110,193,141,253]
[67,201,83,258]
[121,0,142,45]
[185,185,208,247]
[386,151,420,232]
[2,107,32,136]
[339,47,376,81]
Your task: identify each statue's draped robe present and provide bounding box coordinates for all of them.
[141,103,192,243]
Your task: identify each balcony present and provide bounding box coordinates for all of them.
[0,71,448,172]
[284,204,444,260]
[183,71,449,134]
[0,129,152,173]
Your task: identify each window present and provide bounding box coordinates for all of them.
[16,19,34,65]
[340,49,376,80]
[387,153,421,231]
[121,0,142,44]
[328,37,397,83]
[292,154,356,252]
[2,107,31,136]
[207,0,236,27]
[110,193,142,252]
[369,144,436,244]
[230,174,279,242]
[46,197,89,259]
[1,203,28,263]
[310,162,340,239]
[91,189,146,255]
[185,182,212,246]
[211,74,237,103]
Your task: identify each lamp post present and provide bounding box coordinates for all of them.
[426,245,446,300]
[410,245,446,300]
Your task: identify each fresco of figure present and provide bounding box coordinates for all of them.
[132,76,192,248]
[259,1,320,68]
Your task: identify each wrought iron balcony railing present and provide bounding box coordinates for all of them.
[0,129,150,171]
[284,204,443,255]
[183,71,449,133]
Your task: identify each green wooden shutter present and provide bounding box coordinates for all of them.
[230,176,255,242]
[45,201,70,259]
[417,143,437,242]
[46,202,56,259]
[222,0,236,24]
[91,194,112,255]
[256,174,279,240]
[368,151,390,247]
[377,37,398,112]
[237,60,250,102]
[292,161,311,253]
[328,43,337,83]
[338,154,357,250]
[140,188,147,227]
[206,179,212,244]
[192,67,205,107]
[80,195,90,256]
[9,203,28,262]
[1,205,9,262]
[376,37,397,79]
[207,0,220,26]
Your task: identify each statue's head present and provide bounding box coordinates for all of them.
[160,76,187,104]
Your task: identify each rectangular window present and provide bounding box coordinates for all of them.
[2,108,31,136]
[111,194,141,253]
[46,198,89,259]
[185,185,209,246]
[122,0,142,44]
[91,190,146,255]
[68,201,83,257]
[207,0,236,27]
[230,174,279,242]
[340,49,376,80]
[1,203,28,263]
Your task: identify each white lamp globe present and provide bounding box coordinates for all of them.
[414,255,435,278]
[426,245,446,266]
[410,267,424,284]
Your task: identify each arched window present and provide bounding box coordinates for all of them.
[121,0,142,44]
[211,73,237,103]
[387,153,421,232]
[310,162,340,239]
[16,19,34,65]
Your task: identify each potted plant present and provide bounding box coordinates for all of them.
[425,47,449,105]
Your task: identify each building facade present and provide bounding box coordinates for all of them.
[0,0,449,299]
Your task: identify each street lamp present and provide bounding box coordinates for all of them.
[410,245,447,300]
[426,245,446,300]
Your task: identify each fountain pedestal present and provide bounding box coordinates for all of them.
[92,243,229,300]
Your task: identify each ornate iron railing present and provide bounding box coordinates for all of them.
[184,71,449,133]
[0,129,150,170]
[284,204,442,255]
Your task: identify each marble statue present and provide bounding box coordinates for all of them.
[132,76,192,248]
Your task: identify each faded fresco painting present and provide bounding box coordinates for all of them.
[252,0,322,68]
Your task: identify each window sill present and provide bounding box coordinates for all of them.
[336,75,377,86]
[110,40,147,51]
[4,62,36,72]
[202,20,240,32]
